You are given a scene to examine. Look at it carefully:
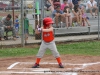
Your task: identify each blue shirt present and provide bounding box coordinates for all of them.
[15,19,19,28]
[52,10,63,18]
[72,0,78,5]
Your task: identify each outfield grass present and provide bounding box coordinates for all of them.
[0,41,100,58]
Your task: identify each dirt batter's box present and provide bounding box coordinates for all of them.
[5,62,100,75]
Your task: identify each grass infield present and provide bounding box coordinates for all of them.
[0,41,100,58]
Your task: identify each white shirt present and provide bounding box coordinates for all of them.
[86,0,97,9]
[68,0,72,4]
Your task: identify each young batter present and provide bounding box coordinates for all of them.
[32,17,64,68]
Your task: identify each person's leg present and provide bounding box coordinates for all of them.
[64,13,69,28]
[61,14,65,22]
[4,28,9,40]
[45,4,54,12]
[93,7,98,16]
[33,41,47,64]
[76,15,80,24]
[69,15,72,27]
[0,27,5,40]
[55,14,60,27]
[79,15,82,26]
[85,18,90,26]
[48,5,54,12]
[15,27,19,38]
[11,27,16,40]
[82,18,85,26]
[89,8,94,16]
[25,29,29,41]
[60,14,66,27]
[72,16,80,26]
[48,41,64,68]
[25,33,28,42]
[32,41,47,68]
[66,17,69,28]
[72,17,76,24]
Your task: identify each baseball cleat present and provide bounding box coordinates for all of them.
[32,63,39,68]
[59,63,64,68]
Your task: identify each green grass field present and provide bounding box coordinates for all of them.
[0,41,100,58]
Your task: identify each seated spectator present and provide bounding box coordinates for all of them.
[72,4,82,26]
[1,14,16,40]
[61,0,69,11]
[81,6,90,26]
[86,0,98,17]
[52,6,65,28]
[78,1,90,26]
[44,0,54,12]
[14,15,19,38]
[63,6,72,28]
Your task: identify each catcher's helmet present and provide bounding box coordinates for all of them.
[43,17,54,25]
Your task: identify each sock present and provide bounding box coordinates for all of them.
[56,57,62,64]
[36,58,41,64]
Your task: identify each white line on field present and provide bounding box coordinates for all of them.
[6,62,100,75]
[0,71,78,75]
[19,62,100,66]
[60,72,78,75]
[7,62,20,69]
[0,71,50,74]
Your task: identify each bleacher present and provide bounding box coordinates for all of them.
[31,0,100,36]
[52,13,99,35]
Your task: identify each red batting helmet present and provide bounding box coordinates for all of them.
[43,17,54,25]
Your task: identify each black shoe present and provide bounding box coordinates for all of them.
[59,63,64,68]
[4,36,8,40]
[32,63,39,68]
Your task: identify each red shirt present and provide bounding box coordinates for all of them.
[43,31,54,42]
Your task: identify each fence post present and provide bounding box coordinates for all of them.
[98,0,100,40]
[21,0,24,46]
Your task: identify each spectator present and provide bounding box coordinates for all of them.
[81,6,90,26]
[72,4,82,26]
[61,0,69,11]
[78,1,90,26]
[63,6,72,28]
[86,0,98,17]
[52,6,65,28]
[44,0,54,12]
[24,13,29,43]
[1,14,16,40]
[14,15,19,38]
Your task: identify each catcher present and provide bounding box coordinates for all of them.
[32,17,64,68]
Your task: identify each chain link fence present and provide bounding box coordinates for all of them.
[0,0,100,47]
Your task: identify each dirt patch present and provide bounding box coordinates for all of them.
[0,55,100,75]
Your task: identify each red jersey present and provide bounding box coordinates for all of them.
[43,31,54,42]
